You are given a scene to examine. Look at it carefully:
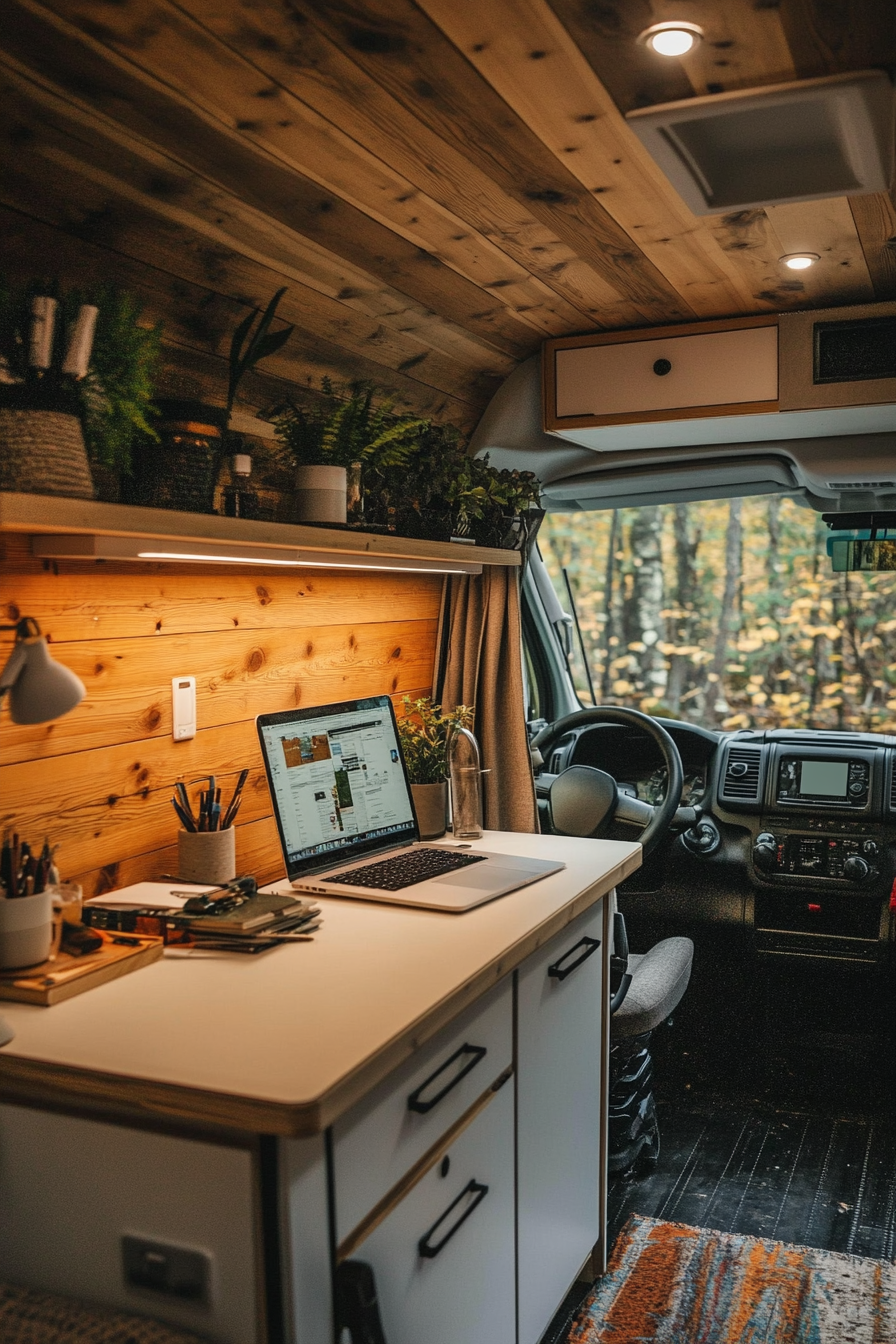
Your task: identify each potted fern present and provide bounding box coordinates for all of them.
[272,380,427,525]
[397,696,474,839]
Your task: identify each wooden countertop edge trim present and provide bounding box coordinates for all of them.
[0,850,639,1136]
[0,492,521,567]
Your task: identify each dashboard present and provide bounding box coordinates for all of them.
[537,720,896,968]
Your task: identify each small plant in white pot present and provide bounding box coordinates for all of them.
[397,695,474,840]
[272,380,427,525]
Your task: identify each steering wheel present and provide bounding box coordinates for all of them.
[530,706,684,857]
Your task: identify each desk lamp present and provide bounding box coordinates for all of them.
[0,619,85,1047]
[0,617,86,724]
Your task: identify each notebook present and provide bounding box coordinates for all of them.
[256,696,563,912]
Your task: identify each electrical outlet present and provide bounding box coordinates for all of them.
[122,1234,211,1304]
[171,676,196,741]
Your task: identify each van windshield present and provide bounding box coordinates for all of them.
[539,497,896,735]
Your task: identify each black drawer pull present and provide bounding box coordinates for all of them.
[418,1179,488,1259]
[407,1043,487,1114]
[548,935,601,982]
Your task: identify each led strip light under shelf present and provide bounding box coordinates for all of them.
[31,534,483,575]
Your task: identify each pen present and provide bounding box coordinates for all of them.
[172,798,197,832]
[222,769,249,830]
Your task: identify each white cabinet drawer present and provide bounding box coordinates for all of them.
[333,978,512,1244]
[553,324,778,420]
[516,903,606,1344]
[350,1077,515,1344]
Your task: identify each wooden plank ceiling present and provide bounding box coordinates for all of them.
[1,0,894,433]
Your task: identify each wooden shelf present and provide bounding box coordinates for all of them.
[0,492,520,571]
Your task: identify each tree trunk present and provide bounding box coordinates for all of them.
[628,506,665,702]
[599,509,619,699]
[666,503,699,713]
[709,499,743,723]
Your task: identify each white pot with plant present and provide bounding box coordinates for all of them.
[397,695,474,840]
[272,380,427,526]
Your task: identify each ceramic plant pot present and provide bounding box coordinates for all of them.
[294,464,348,524]
[411,781,449,841]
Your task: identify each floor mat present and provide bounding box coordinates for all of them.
[566,1213,896,1343]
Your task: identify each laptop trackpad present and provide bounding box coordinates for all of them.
[432,864,521,890]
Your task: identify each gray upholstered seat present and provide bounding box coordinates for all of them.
[611,936,694,1039]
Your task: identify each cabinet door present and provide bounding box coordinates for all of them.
[352,1079,514,1344]
[516,903,606,1344]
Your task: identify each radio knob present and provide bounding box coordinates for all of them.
[849,781,865,796]
[843,854,871,882]
[753,833,778,872]
[862,840,879,858]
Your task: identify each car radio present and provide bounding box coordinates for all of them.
[776,754,870,809]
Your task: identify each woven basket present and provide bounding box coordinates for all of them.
[0,408,95,499]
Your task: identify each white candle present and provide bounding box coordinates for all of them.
[29,296,58,370]
[62,304,99,379]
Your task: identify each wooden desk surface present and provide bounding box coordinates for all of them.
[0,833,640,1136]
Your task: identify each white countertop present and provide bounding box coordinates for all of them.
[0,832,640,1135]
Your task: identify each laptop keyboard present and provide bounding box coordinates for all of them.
[323,848,487,892]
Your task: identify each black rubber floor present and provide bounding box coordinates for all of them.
[541,966,896,1344]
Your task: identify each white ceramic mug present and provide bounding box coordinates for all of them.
[0,891,53,970]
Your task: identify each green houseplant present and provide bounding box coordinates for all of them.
[0,280,162,500]
[132,287,294,514]
[397,695,474,839]
[273,379,427,524]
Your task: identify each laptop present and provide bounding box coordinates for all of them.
[256,696,564,912]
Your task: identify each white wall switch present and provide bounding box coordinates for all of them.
[171,676,196,741]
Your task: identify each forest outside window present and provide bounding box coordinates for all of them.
[539,498,896,735]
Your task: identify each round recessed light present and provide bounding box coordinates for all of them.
[780,253,820,270]
[638,21,704,56]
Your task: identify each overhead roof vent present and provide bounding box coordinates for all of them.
[626,71,894,215]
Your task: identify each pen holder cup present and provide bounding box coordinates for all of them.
[0,891,53,970]
[178,828,236,885]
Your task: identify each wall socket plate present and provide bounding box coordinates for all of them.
[121,1234,211,1304]
[171,676,196,741]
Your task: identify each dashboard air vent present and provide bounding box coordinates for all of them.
[721,745,763,801]
[890,766,896,812]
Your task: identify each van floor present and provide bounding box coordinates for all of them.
[544,965,896,1344]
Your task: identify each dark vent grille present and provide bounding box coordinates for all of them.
[890,765,896,812]
[722,745,762,800]
[828,480,895,490]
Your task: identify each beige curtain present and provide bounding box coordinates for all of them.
[435,566,538,834]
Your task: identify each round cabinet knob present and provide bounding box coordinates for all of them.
[653,358,672,376]
[752,834,778,872]
[843,854,870,882]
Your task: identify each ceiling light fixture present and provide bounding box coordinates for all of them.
[638,21,704,57]
[780,253,820,270]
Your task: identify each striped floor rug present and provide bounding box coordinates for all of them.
[568,1214,896,1343]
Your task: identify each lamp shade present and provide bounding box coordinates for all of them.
[0,633,86,725]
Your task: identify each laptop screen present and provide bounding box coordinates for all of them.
[257,696,418,879]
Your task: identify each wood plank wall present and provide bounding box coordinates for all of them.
[0,534,442,898]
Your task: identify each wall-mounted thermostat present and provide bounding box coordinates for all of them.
[171,676,196,741]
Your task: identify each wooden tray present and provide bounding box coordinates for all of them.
[0,931,163,1005]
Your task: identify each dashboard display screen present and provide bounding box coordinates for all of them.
[799,759,849,798]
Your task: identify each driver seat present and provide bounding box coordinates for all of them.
[608,919,693,1174]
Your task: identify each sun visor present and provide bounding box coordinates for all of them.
[544,455,799,511]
